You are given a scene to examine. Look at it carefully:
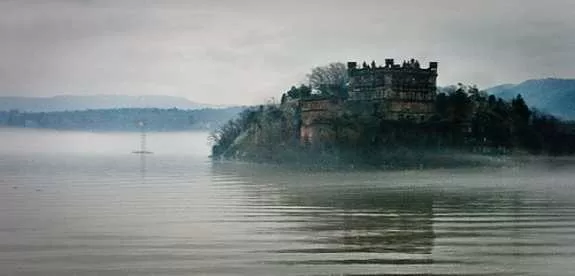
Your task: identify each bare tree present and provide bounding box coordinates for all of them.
[306,62,349,97]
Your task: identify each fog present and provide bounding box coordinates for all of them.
[0,128,211,156]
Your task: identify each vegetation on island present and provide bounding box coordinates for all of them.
[211,63,575,168]
[487,78,575,120]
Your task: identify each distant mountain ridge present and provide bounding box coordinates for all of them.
[0,107,246,131]
[486,78,575,120]
[0,95,221,112]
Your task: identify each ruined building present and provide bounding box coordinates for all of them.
[298,58,438,144]
[347,59,438,121]
[299,96,341,145]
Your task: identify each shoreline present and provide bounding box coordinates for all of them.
[210,149,569,172]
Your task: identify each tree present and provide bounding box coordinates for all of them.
[511,94,531,125]
[286,85,312,99]
[435,93,449,119]
[307,62,349,98]
[448,87,473,123]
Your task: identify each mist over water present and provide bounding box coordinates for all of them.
[0,128,211,156]
[1,129,575,275]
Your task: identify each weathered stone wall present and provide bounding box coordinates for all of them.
[299,97,340,144]
[347,59,438,122]
[297,58,439,145]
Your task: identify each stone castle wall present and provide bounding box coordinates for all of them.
[299,97,341,145]
[297,58,438,145]
[347,59,438,122]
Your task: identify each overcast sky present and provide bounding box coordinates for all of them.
[0,0,574,105]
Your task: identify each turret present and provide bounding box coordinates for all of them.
[385,59,394,67]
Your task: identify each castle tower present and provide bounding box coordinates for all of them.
[347,58,438,122]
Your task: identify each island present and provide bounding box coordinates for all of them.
[210,59,575,168]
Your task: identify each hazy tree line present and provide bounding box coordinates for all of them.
[211,62,575,164]
[0,107,245,131]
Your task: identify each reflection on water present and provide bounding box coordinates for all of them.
[219,165,437,257]
[1,130,575,275]
[210,162,575,275]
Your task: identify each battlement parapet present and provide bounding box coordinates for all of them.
[347,59,438,75]
[346,57,438,122]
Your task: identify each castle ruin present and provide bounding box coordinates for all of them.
[347,59,438,121]
[298,58,438,144]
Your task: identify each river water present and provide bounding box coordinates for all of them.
[1,129,575,275]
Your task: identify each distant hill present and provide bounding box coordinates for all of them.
[0,107,246,131]
[0,95,221,112]
[486,78,575,120]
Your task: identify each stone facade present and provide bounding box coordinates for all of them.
[347,59,438,122]
[299,97,341,145]
[297,58,438,145]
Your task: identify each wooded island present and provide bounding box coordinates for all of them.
[211,59,575,168]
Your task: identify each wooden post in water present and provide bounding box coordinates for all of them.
[133,120,153,154]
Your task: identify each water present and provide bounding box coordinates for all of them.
[1,129,575,275]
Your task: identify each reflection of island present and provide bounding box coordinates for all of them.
[211,162,575,273]
[282,190,435,255]
[211,162,435,255]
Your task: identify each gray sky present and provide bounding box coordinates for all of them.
[1,0,574,105]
